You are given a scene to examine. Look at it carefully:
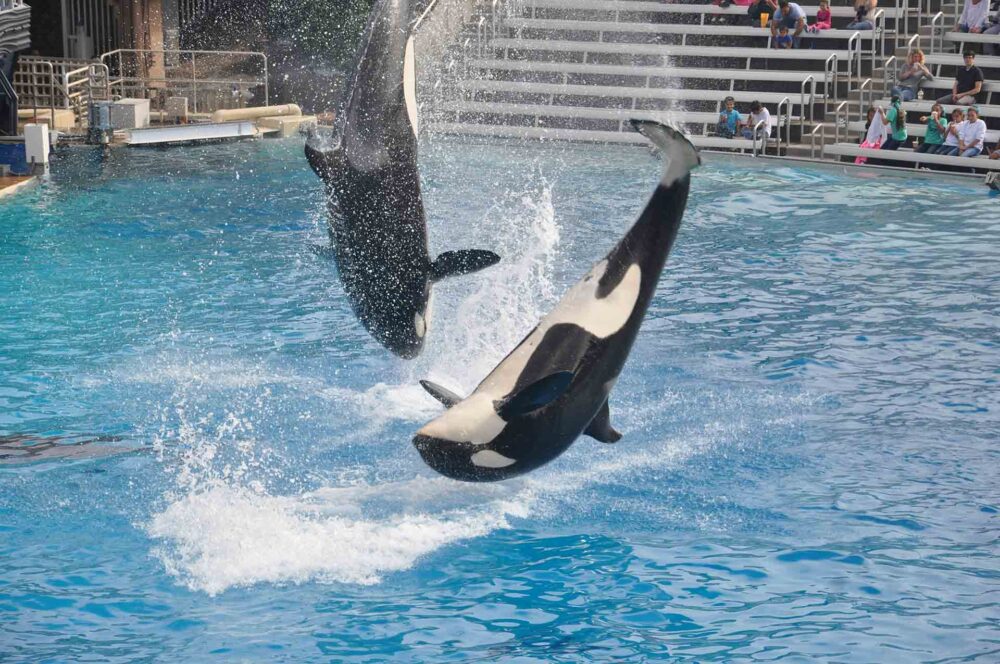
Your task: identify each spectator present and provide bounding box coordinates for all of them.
[890,50,934,101]
[742,100,772,140]
[916,104,948,153]
[949,106,987,157]
[807,0,832,31]
[933,107,965,155]
[748,0,779,26]
[990,144,1000,159]
[936,52,984,105]
[770,0,807,47]
[776,25,794,48]
[847,0,878,29]
[878,96,908,151]
[855,106,887,164]
[983,4,1000,55]
[956,0,991,32]
[717,96,741,138]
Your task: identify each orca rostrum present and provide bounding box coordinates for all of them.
[412,121,700,481]
[305,0,500,359]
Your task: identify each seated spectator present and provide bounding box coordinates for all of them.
[956,0,991,32]
[742,101,772,140]
[933,108,965,154]
[950,106,987,157]
[770,0,807,47]
[807,0,832,31]
[891,50,934,102]
[776,25,794,48]
[935,52,984,105]
[983,4,1000,55]
[990,144,1000,159]
[748,0,779,25]
[847,0,877,29]
[855,106,887,164]
[717,96,741,138]
[916,104,948,153]
[878,96,908,151]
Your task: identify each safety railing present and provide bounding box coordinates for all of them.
[0,70,17,136]
[882,54,897,97]
[99,48,268,114]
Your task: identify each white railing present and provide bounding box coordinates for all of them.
[100,48,268,114]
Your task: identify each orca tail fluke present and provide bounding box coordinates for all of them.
[629,120,701,187]
[430,249,501,282]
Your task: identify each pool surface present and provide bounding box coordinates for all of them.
[1,138,997,661]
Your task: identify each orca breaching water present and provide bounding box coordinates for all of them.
[305,0,500,359]
[413,121,700,482]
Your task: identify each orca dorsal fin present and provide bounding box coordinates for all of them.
[430,250,501,282]
[496,371,574,420]
[583,399,622,444]
[420,380,463,408]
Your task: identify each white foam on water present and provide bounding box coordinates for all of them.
[148,477,535,596]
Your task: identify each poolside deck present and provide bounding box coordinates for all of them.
[0,175,36,199]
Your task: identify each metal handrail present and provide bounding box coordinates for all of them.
[859,77,873,110]
[809,121,824,158]
[801,74,816,126]
[825,53,839,100]
[930,11,944,53]
[777,94,791,150]
[834,99,848,144]
[882,55,896,98]
[100,48,269,113]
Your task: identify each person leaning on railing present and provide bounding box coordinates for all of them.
[936,52,984,105]
[770,0,807,48]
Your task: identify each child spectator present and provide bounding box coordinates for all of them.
[807,0,832,31]
[916,104,948,153]
[770,0,807,47]
[776,25,794,48]
[936,52,984,105]
[956,0,991,32]
[847,0,877,29]
[951,106,987,157]
[933,108,965,155]
[717,96,741,138]
[890,50,934,102]
[855,106,887,164]
[878,96,908,151]
[742,101,772,140]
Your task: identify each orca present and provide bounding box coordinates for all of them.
[305,0,500,359]
[412,121,699,481]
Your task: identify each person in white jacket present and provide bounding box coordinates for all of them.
[951,106,987,157]
[957,0,991,32]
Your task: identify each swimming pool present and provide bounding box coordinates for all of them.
[1,138,997,661]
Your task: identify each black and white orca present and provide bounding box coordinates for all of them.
[412,120,699,482]
[305,0,499,359]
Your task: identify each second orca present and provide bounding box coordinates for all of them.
[412,121,699,481]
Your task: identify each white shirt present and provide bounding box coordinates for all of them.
[958,118,987,150]
[749,107,772,137]
[944,121,963,146]
[864,117,887,145]
[959,0,990,28]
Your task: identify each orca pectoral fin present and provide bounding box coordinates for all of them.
[305,140,342,182]
[420,380,463,408]
[584,399,622,444]
[430,250,501,282]
[496,371,574,419]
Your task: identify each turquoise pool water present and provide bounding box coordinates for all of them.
[1,138,997,661]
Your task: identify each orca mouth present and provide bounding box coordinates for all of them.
[411,435,514,483]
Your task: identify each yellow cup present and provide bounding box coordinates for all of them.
[760,12,770,28]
